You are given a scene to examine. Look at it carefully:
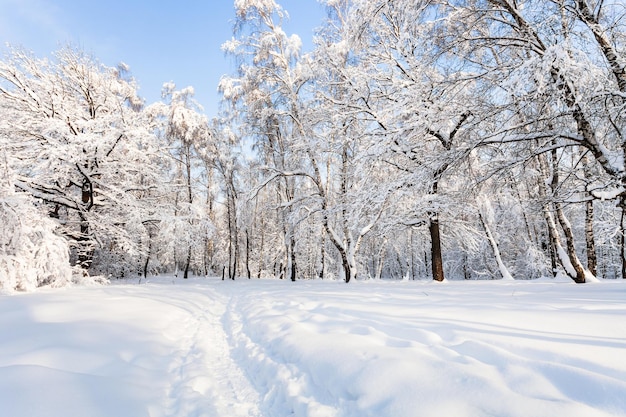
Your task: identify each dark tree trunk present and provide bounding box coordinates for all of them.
[227,203,233,280]
[246,229,251,279]
[546,220,558,277]
[290,236,297,282]
[226,189,237,281]
[585,200,597,277]
[143,255,149,280]
[183,246,191,279]
[429,215,445,282]
[621,204,626,280]
[78,176,94,270]
[143,236,151,279]
[319,230,325,279]
[257,217,264,279]
[341,252,351,283]
[78,217,92,269]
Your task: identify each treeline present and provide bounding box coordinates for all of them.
[0,49,217,289]
[2,0,626,289]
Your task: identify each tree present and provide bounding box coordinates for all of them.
[0,46,164,276]
[318,0,478,281]
[0,150,72,291]
[221,0,307,281]
[429,0,626,281]
[147,83,214,278]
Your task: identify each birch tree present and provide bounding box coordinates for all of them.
[321,0,479,281]
[147,83,214,278]
[221,0,306,281]
[436,0,626,281]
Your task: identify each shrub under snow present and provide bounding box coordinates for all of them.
[0,180,72,292]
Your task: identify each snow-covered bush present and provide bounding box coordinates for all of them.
[0,167,71,291]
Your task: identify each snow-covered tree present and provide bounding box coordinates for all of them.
[221,0,310,281]
[316,0,482,281]
[0,151,71,291]
[146,83,214,278]
[434,0,626,281]
[0,46,164,276]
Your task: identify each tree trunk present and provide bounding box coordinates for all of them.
[621,203,626,280]
[227,195,233,280]
[231,240,237,280]
[78,176,94,270]
[580,151,598,277]
[479,211,513,280]
[183,245,191,279]
[227,192,237,281]
[319,231,325,279]
[341,251,351,283]
[546,218,558,277]
[537,152,587,283]
[257,216,265,279]
[376,249,385,280]
[143,236,152,279]
[585,200,597,276]
[78,214,93,270]
[246,229,251,279]
[548,146,587,284]
[554,203,586,283]
[290,236,297,281]
[143,255,149,279]
[429,215,445,282]
[396,250,404,280]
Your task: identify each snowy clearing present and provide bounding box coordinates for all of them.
[1,277,625,417]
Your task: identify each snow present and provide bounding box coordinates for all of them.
[1,277,625,417]
[591,187,625,201]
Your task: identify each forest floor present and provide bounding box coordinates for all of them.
[1,276,625,417]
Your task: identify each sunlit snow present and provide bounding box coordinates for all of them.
[1,277,625,417]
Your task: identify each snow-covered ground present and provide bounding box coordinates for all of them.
[1,277,625,417]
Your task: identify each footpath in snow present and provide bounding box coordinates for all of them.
[0,277,625,417]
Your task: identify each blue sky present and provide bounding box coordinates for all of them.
[0,0,326,117]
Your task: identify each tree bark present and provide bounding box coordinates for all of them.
[621,203,626,280]
[549,148,587,283]
[555,202,586,283]
[429,175,445,282]
[546,217,558,277]
[429,215,445,282]
[479,210,513,280]
[245,229,251,279]
[290,236,297,281]
[77,174,94,270]
[143,253,150,280]
[536,156,577,281]
[319,230,325,279]
[575,0,626,93]
[183,246,191,279]
[585,200,597,276]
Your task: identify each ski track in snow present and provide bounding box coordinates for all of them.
[0,281,263,417]
[1,277,625,417]
[135,285,263,417]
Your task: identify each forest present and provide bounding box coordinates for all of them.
[2,0,626,290]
